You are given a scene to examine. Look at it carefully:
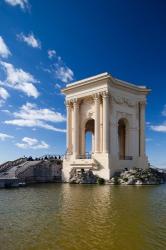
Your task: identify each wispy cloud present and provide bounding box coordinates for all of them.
[0,132,13,141]
[4,0,30,11]
[5,102,66,132]
[12,102,65,122]
[0,87,9,100]
[55,83,61,89]
[17,33,41,48]
[161,105,166,116]
[55,66,74,83]
[0,109,11,114]
[150,105,166,132]
[146,138,153,142]
[0,61,39,98]
[150,125,166,132]
[48,50,56,59]
[16,137,49,149]
[0,87,9,106]
[0,36,11,58]
[44,50,74,84]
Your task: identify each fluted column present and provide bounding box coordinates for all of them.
[73,99,79,157]
[140,101,146,156]
[94,93,100,153]
[103,92,110,153]
[66,100,71,153]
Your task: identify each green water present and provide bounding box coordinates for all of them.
[0,184,166,250]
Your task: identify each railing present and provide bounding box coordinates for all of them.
[78,152,92,159]
[119,155,133,160]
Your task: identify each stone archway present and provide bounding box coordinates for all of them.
[118,118,129,160]
[85,119,95,158]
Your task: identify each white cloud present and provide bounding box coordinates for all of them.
[0,36,11,58]
[0,132,13,141]
[0,109,10,114]
[5,102,66,133]
[55,66,74,83]
[0,87,9,106]
[55,83,61,89]
[150,125,166,132]
[0,61,39,98]
[16,137,49,149]
[48,50,56,59]
[0,87,9,100]
[13,102,65,122]
[17,33,41,48]
[162,105,166,116]
[150,105,166,133]
[4,0,30,11]
[146,138,153,142]
[43,50,74,84]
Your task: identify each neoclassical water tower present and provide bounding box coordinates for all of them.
[61,73,150,181]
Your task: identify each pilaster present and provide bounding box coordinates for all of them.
[140,101,146,157]
[65,100,72,154]
[93,93,100,153]
[73,98,79,157]
[102,91,110,153]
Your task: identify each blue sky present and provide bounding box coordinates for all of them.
[0,0,166,167]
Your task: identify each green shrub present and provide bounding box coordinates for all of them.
[114,176,120,185]
[97,177,105,185]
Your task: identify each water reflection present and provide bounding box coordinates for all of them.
[0,184,166,250]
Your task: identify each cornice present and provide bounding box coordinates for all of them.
[61,72,151,96]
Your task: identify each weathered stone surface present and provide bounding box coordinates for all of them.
[109,168,166,185]
[0,158,62,188]
[69,168,97,184]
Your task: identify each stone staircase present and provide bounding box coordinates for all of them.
[0,158,27,173]
[70,158,99,170]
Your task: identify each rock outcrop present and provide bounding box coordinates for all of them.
[69,168,98,184]
[0,158,62,188]
[109,168,166,185]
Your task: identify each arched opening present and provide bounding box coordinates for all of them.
[118,118,127,160]
[85,119,94,158]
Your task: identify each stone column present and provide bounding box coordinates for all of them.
[92,133,95,153]
[94,93,100,153]
[140,101,146,156]
[81,126,85,156]
[102,92,110,153]
[73,99,79,157]
[66,100,71,153]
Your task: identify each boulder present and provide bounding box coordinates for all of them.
[69,169,97,184]
[109,167,165,185]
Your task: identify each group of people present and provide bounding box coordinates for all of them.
[26,155,62,161]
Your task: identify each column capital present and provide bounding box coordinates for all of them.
[72,98,80,107]
[139,100,146,107]
[93,93,100,100]
[102,91,110,99]
[65,100,72,107]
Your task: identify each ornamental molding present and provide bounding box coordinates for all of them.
[139,100,147,106]
[82,96,94,105]
[65,100,72,106]
[93,93,100,99]
[101,91,110,98]
[116,111,132,121]
[88,112,94,119]
[112,95,136,107]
